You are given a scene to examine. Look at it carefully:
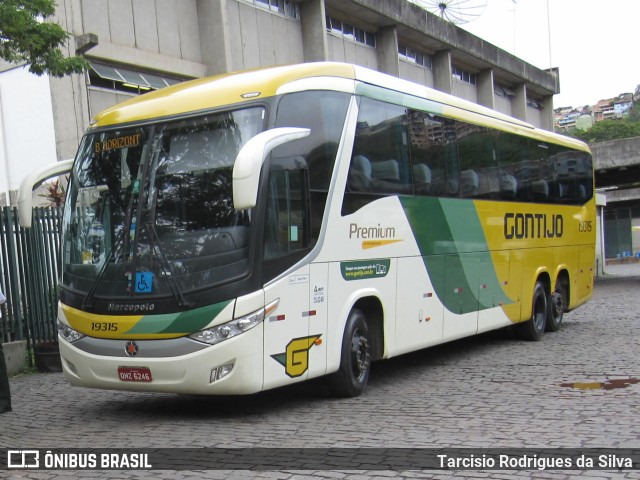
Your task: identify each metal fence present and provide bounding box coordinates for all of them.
[0,206,62,348]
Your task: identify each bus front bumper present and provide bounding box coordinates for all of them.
[57,326,264,395]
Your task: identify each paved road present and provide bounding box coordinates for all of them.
[2,264,640,479]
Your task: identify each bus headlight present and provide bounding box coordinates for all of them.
[189,299,279,346]
[57,320,85,343]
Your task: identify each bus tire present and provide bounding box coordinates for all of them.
[516,281,547,341]
[546,280,565,332]
[327,309,371,397]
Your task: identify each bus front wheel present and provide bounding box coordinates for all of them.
[516,281,547,341]
[328,309,371,397]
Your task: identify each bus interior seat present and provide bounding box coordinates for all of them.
[577,183,587,200]
[160,226,249,259]
[460,169,479,197]
[500,174,517,198]
[348,155,372,191]
[558,182,576,201]
[413,164,431,194]
[531,180,549,201]
[200,226,249,256]
[371,159,407,193]
[371,159,400,182]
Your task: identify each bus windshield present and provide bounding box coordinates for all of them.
[61,107,265,305]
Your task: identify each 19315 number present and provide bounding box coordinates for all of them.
[91,322,117,332]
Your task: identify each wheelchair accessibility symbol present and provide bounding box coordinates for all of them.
[135,272,153,293]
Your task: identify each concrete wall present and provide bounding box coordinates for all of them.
[88,89,136,119]
[398,61,434,87]
[50,73,92,161]
[526,105,542,127]
[80,0,202,67]
[494,95,513,117]
[451,79,477,103]
[326,35,377,68]
[226,0,304,71]
[476,70,493,110]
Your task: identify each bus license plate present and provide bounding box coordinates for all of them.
[118,366,152,382]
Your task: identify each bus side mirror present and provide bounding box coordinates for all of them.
[18,159,74,228]
[233,127,310,210]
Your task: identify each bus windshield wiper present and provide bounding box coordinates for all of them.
[82,227,125,310]
[144,218,192,309]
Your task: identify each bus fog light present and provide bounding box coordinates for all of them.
[57,320,85,343]
[210,362,234,383]
[64,358,78,376]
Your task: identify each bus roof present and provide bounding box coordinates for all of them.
[90,62,589,153]
[91,62,356,128]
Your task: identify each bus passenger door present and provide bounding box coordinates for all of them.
[261,163,315,390]
[442,253,479,341]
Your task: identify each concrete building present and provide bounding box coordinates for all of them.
[0,0,562,206]
[593,99,615,123]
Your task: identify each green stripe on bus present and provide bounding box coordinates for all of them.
[125,300,232,334]
[400,196,511,313]
[355,83,444,115]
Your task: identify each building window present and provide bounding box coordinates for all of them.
[494,84,515,98]
[398,45,432,68]
[252,0,300,19]
[527,98,542,109]
[326,16,376,47]
[452,66,476,85]
[88,62,184,95]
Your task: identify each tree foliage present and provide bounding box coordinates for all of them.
[0,0,88,77]
[625,102,640,123]
[570,117,640,144]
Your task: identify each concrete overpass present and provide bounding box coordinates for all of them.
[592,136,640,200]
[590,136,640,261]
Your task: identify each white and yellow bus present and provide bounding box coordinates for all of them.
[20,62,595,397]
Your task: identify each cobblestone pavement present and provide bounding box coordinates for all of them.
[2,264,640,479]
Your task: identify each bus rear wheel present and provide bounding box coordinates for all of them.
[328,309,371,397]
[546,281,565,332]
[516,281,547,341]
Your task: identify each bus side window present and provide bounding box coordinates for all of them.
[547,146,594,204]
[408,111,454,197]
[342,97,412,215]
[457,125,497,199]
[443,126,460,196]
[498,133,532,202]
